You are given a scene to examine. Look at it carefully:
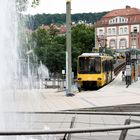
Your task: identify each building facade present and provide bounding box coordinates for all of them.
[95,6,140,50]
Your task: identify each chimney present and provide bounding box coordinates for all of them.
[126,5,131,9]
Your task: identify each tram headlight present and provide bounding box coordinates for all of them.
[97,78,102,81]
[78,78,82,81]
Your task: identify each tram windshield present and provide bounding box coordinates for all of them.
[78,57,101,74]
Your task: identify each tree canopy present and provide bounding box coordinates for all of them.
[31,24,95,75]
[27,12,108,30]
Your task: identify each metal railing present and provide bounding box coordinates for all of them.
[0,124,139,136]
[1,111,140,140]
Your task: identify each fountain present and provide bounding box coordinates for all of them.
[0,0,17,91]
[0,0,19,139]
[0,0,18,115]
[0,0,55,139]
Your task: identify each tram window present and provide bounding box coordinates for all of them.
[108,61,111,71]
[79,58,89,73]
[102,61,106,72]
[110,60,114,71]
[90,58,101,73]
[102,61,108,72]
[106,60,114,72]
[108,60,113,71]
[102,59,114,72]
[95,59,101,73]
[105,61,110,72]
[89,58,95,72]
[78,57,101,74]
[104,61,107,72]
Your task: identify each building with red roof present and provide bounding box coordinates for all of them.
[95,6,140,50]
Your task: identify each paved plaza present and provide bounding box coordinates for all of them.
[1,73,140,112]
[1,73,140,140]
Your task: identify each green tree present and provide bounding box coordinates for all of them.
[32,24,95,76]
[72,24,95,53]
[71,24,95,74]
[32,27,50,47]
[27,12,108,30]
[32,27,50,64]
[45,43,65,74]
[45,35,66,74]
[32,27,66,74]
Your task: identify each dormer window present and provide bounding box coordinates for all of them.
[109,16,128,24]
[119,18,121,22]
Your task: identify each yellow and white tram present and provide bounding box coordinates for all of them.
[77,53,114,90]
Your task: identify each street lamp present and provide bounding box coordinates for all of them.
[66,0,74,96]
[97,34,107,53]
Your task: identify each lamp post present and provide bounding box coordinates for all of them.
[97,34,107,53]
[66,0,74,96]
[131,31,138,82]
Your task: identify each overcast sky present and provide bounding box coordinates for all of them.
[26,0,140,14]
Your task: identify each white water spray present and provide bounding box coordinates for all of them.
[0,0,17,91]
[0,0,55,139]
[0,0,18,138]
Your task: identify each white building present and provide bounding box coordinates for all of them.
[95,6,140,50]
